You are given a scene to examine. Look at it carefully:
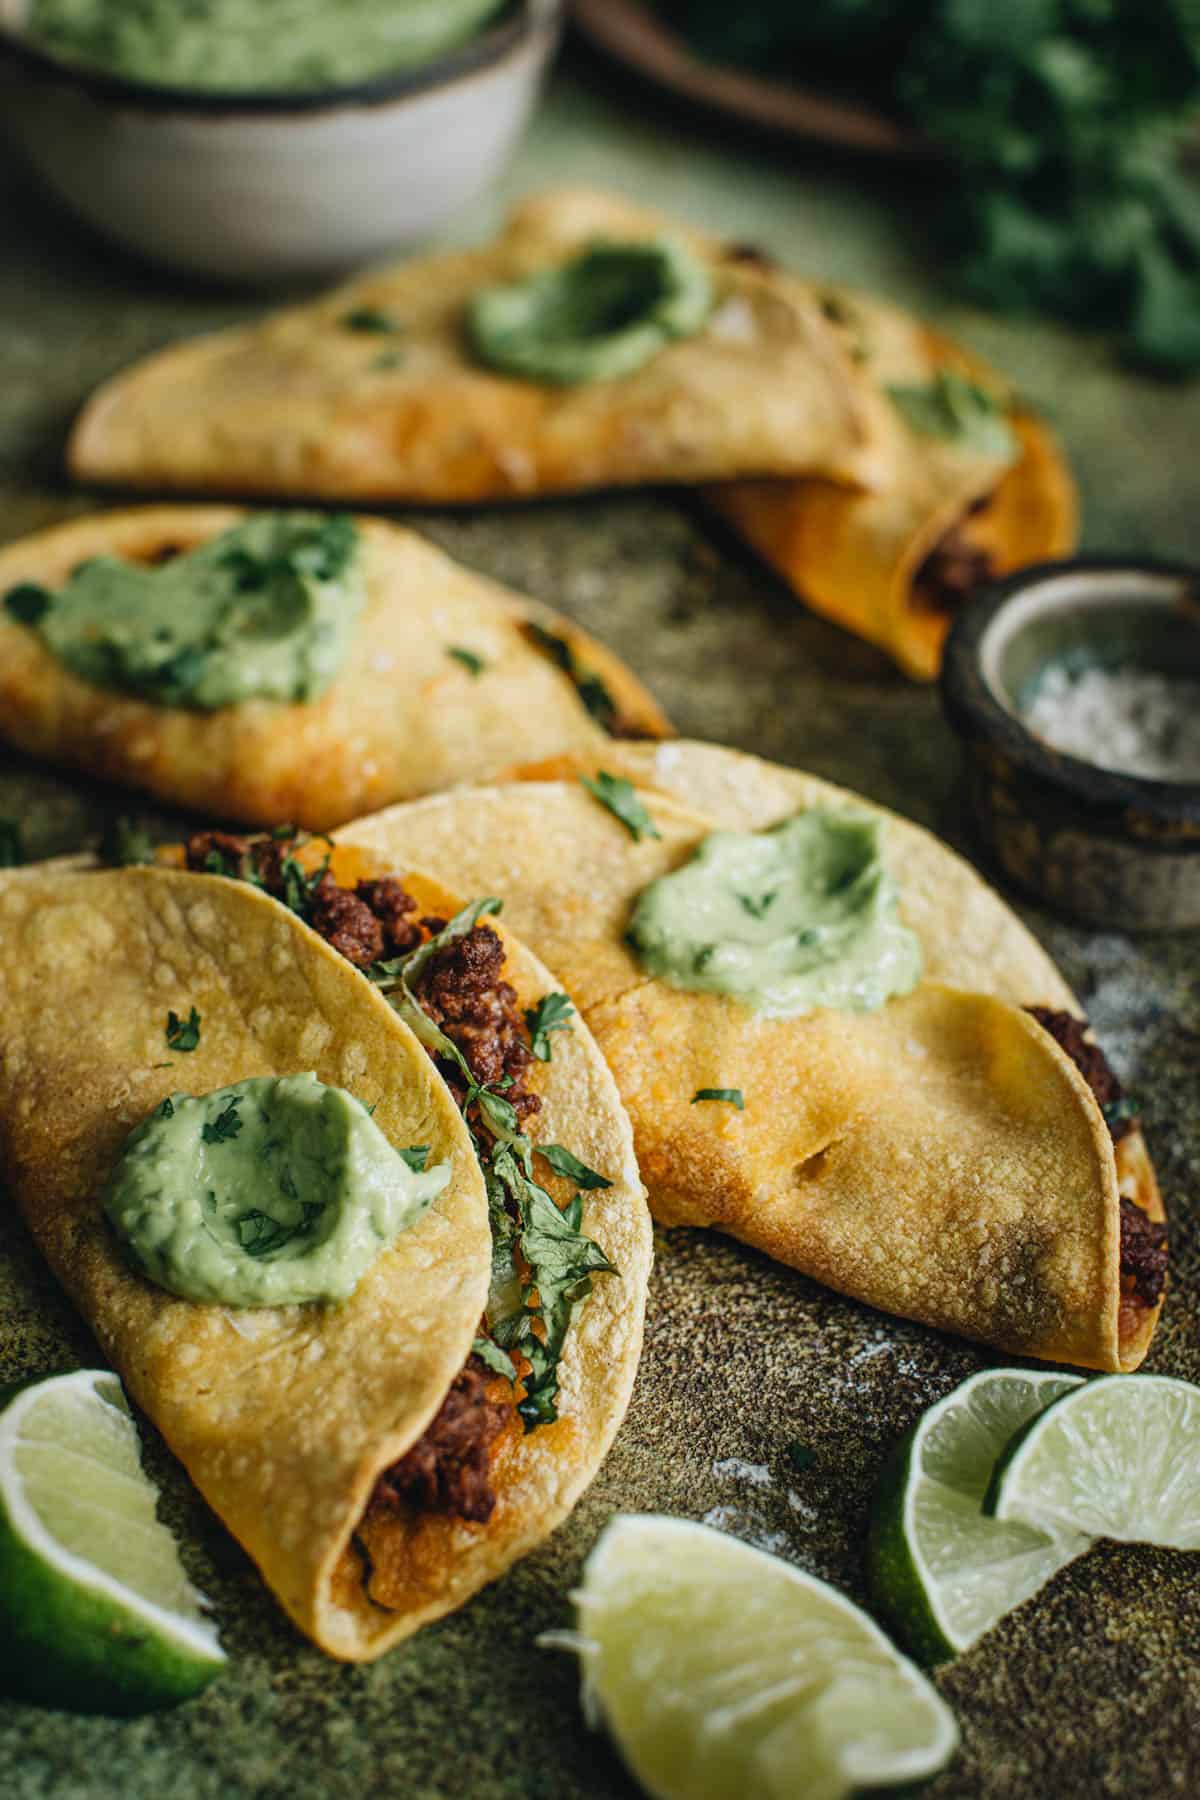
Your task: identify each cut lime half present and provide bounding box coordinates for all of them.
[985,1373,1200,1547]
[0,1368,226,1714]
[867,1367,1089,1665]
[564,1513,958,1800]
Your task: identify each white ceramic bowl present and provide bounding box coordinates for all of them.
[0,0,561,284]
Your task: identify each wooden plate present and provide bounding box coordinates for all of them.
[572,0,930,157]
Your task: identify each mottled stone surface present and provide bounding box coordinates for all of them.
[1,53,1199,1800]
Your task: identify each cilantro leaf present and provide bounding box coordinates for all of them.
[472,1336,518,1380]
[156,1096,175,1119]
[886,371,1015,458]
[786,1441,816,1472]
[447,646,487,678]
[397,1145,430,1171]
[525,622,620,732]
[737,890,777,919]
[692,1087,744,1109]
[236,1199,324,1258]
[165,1006,201,1053]
[536,1143,612,1191]
[524,991,575,1062]
[3,583,50,626]
[103,816,156,867]
[342,307,403,334]
[580,771,661,843]
[202,1096,243,1143]
[1102,1095,1142,1125]
[0,818,25,868]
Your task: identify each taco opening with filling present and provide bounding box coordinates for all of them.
[339,740,1165,1374]
[0,859,651,1659]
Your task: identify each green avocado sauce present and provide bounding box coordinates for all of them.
[22,0,507,93]
[8,512,364,711]
[466,238,715,385]
[627,810,923,1016]
[104,1073,450,1308]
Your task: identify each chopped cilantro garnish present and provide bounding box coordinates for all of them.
[580,771,661,843]
[397,1145,430,1172]
[537,1143,612,1191]
[202,1095,243,1143]
[692,1087,744,1110]
[472,1336,518,1380]
[156,1096,175,1119]
[447,646,487,678]
[526,622,620,732]
[737,890,777,918]
[0,818,25,868]
[102,816,155,867]
[886,371,1014,458]
[3,583,50,626]
[1102,1095,1142,1125]
[786,1441,816,1472]
[342,307,403,334]
[366,895,616,1431]
[165,1006,201,1053]
[524,991,575,1062]
[236,1199,323,1258]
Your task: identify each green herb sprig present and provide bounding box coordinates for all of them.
[165,1007,201,1053]
[525,991,575,1061]
[580,771,662,843]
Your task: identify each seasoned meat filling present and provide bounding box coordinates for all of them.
[186,828,530,1518]
[1026,1005,1167,1310]
[370,1356,512,1526]
[915,518,996,612]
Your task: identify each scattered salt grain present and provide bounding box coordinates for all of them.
[1022,664,1200,783]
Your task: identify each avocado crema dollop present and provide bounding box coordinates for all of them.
[104,1073,450,1308]
[627,810,923,1015]
[467,238,715,385]
[22,0,506,93]
[9,512,365,711]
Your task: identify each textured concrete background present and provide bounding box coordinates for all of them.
[1,48,1199,1800]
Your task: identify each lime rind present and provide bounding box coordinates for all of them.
[868,1368,1089,1665]
[573,1513,958,1800]
[0,1369,224,1713]
[985,1373,1200,1548]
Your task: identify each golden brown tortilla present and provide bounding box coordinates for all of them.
[0,506,669,831]
[0,863,652,1657]
[339,772,1162,1372]
[706,299,1078,680]
[68,189,887,502]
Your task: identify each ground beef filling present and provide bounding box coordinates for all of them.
[1026,1005,1167,1309]
[368,1355,512,1526]
[915,516,996,612]
[185,830,531,1517]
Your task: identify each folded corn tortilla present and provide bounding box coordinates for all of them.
[340,757,1163,1372]
[68,188,887,502]
[0,863,651,1658]
[706,298,1078,680]
[0,505,668,830]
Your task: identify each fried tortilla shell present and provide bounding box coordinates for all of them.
[68,188,886,502]
[0,866,488,1660]
[340,777,1162,1371]
[705,300,1078,681]
[0,860,652,1657]
[0,506,668,831]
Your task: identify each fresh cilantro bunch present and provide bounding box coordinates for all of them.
[898,0,1200,374]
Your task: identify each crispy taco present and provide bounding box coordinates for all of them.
[0,505,668,830]
[706,292,1077,680]
[0,855,651,1659]
[339,746,1165,1372]
[67,189,887,502]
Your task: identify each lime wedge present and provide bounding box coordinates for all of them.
[985,1373,1200,1547]
[0,1369,226,1714]
[566,1513,958,1800]
[867,1368,1089,1665]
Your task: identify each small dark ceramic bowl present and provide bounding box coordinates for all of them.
[941,557,1200,930]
